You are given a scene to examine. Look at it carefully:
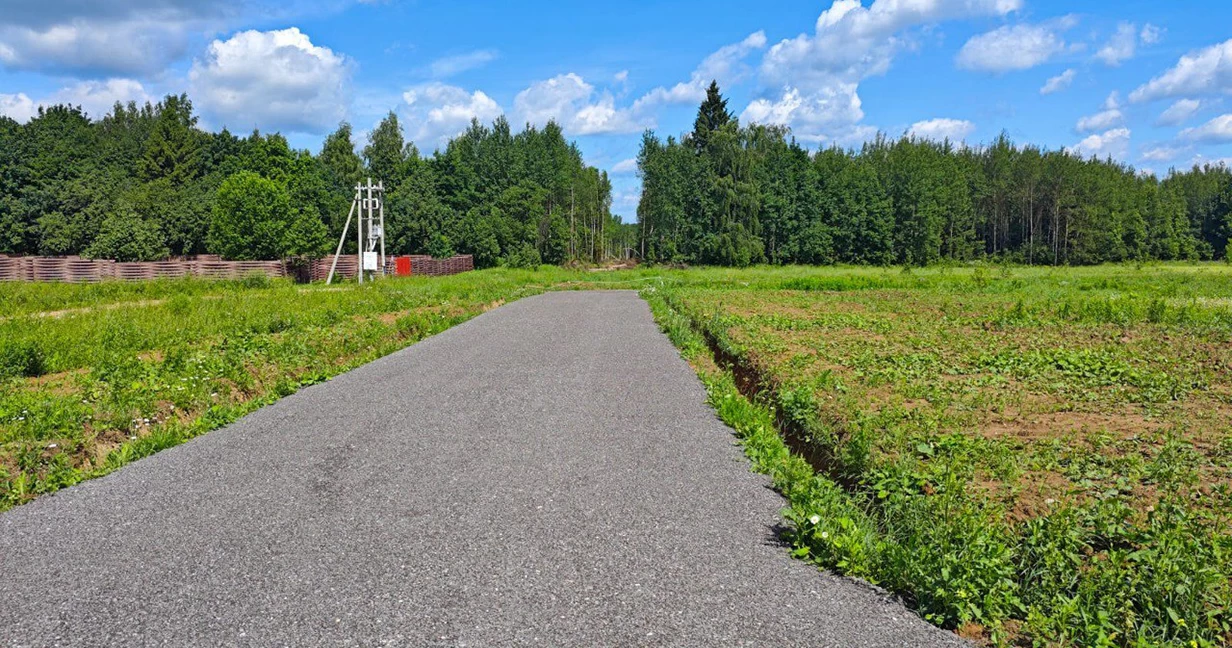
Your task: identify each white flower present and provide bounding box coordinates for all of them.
[808,514,821,525]
[820,531,829,540]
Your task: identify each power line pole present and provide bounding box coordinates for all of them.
[327,178,386,285]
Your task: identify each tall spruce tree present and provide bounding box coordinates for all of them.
[691,81,732,153]
[138,94,201,184]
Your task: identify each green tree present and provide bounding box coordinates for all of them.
[138,94,202,184]
[209,171,310,260]
[83,212,169,261]
[691,81,732,153]
[364,112,410,187]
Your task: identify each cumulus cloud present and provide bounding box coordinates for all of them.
[956,16,1076,72]
[1095,21,1158,66]
[741,84,866,143]
[746,0,1019,142]
[1071,127,1130,159]
[0,1,235,75]
[632,31,767,110]
[401,83,502,149]
[1076,92,1123,133]
[0,79,152,123]
[1130,38,1232,103]
[1179,114,1232,143]
[0,93,38,123]
[514,73,645,136]
[907,117,975,142]
[190,28,352,134]
[427,49,498,78]
[1040,68,1076,95]
[1157,98,1202,126]
[611,158,638,174]
[54,79,153,119]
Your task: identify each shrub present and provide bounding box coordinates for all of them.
[0,340,46,378]
[83,212,170,262]
[504,242,541,269]
[426,233,455,260]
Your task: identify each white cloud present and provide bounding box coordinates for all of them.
[1179,114,1232,143]
[1040,68,1076,95]
[428,49,498,78]
[1188,153,1232,169]
[741,84,866,143]
[957,17,1076,72]
[747,0,1019,142]
[1130,38,1232,103]
[1140,145,1184,162]
[1071,127,1130,159]
[767,0,1023,87]
[1076,92,1123,132]
[0,1,233,75]
[1157,98,1202,126]
[50,78,153,119]
[1096,21,1157,66]
[514,73,645,135]
[0,93,38,123]
[611,158,638,174]
[190,28,352,134]
[401,83,502,149]
[611,187,642,214]
[0,79,152,123]
[1140,24,1162,45]
[632,31,767,110]
[907,117,975,141]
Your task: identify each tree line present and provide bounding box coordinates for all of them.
[0,94,628,267]
[637,82,1232,266]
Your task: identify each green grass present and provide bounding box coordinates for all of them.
[0,267,656,510]
[4,262,1230,647]
[643,263,1232,647]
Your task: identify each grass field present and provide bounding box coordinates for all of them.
[644,264,1232,647]
[3,263,1230,647]
[0,269,659,512]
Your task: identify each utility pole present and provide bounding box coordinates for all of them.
[327,179,386,285]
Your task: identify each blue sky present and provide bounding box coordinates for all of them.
[1,0,1231,221]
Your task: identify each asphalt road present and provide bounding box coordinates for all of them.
[0,291,965,647]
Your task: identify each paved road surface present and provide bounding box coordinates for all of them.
[0,291,965,647]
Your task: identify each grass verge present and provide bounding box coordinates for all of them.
[641,265,1232,648]
[0,267,658,511]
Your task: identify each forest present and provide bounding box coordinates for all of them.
[0,95,628,268]
[637,82,1232,266]
[3,85,1230,269]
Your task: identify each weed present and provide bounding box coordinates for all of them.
[646,263,1232,647]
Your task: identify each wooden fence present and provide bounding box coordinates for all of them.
[307,255,474,282]
[0,254,474,283]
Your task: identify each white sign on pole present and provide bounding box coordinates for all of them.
[362,251,378,271]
